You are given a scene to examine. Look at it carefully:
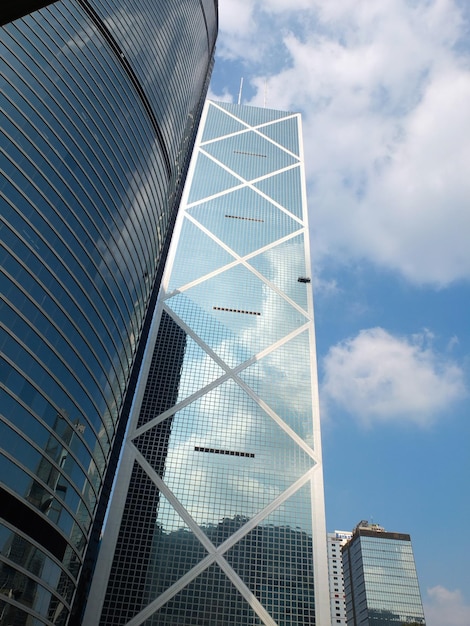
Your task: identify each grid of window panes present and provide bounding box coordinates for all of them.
[223,485,315,626]
[142,563,264,626]
[0,1,216,623]
[98,101,325,625]
[343,535,425,626]
[361,536,425,625]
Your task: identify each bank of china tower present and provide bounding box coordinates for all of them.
[87,101,330,626]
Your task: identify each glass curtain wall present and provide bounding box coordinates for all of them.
[0,1,217,623]
[86,101,330,626]
[342,530,426,626]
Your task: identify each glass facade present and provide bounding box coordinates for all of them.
[86,101,330,625]
[342,528,426,626]
[0,1,217,624]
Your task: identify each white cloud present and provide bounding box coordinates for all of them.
[207,85,233,103]
[216,0,470,285]
[219,0,254,38]
[312,273,339,297]
[217,0,259,61]
[321,327,466,426]
[424,586,470,626]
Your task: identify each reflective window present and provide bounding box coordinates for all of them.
[99,101,325,626]
[1,0,216,622]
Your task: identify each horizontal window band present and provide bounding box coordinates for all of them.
[0,485,67,561]
[194,446,255,458]
[77,0,171,178]
[233,150,267,158]
[213,306,261,316]
[225,214,264,223]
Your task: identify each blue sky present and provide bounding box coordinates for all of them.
[208,1,470,624]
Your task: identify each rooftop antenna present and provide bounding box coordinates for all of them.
[264,79,267,108]
[238,77,244,105]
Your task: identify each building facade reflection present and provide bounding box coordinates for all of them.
[342,521,426,626]
[85,101,330,625]
[0,2,217,623]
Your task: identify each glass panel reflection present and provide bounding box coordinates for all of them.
[167,264,308,369]
[99,463,209,625]
[202,131,298,182]
[202,105,246,142]
[2,0,217,621]
[254,167,304,219]
[247,234,309,310]
[215,102,291,127]
[188,153,241,203]
[97,101,327,626]
[168,219,235,292]
[239,331,314,445]
[258,117,300,156]
[140,379,314,538]
[143,563,263,626]
[225,484,315,626]
[188,186,301,258]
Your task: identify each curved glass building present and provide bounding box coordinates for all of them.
[0,1,217,623]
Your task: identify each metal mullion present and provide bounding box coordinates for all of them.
[6,20,148,331]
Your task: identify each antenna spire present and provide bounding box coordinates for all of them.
[238,77,244,105]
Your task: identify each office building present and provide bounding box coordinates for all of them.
[327,530,351,625]
[342,521,426,626]
[0,2,217,624]
[85,100,330,625]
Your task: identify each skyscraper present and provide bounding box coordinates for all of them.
[85,100,330,625]
[0,2,217,624]
[327,530,351,625]
[342,521,426,626]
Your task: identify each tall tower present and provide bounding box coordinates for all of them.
[0,2,217,624]
[342,521,426,626]
[86,100,330,625]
